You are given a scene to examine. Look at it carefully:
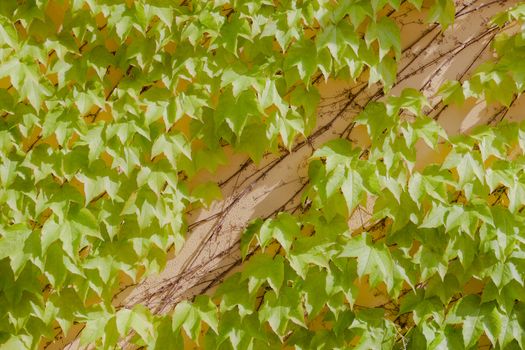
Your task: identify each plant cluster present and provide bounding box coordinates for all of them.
[1,0,525,349]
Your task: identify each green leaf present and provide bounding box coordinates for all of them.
[116,308,133,336]
[439,80,465,105]
[192,181,222,207]
[128,305,154,343]
[240,219,263,259]
[301,268,330,318]
[258,287,305,337]
[389,88,430,116]
[340,233,394,291]
[447,295,485,348]
[355,102,392,140]
[365,17,401,60]
[0,224,33,277]
[80,313,110,346]
[341,169,364,213]
[334,0,373,27]
[442,151,484,186]
[189,295,219,335]
[501,309,524,348]
[172,301,201,340]
[84,124,106,164]
[258,213,300,252]
[288,234,339,278]
[428,0,456,30]
[284,39,318,81]
[215,274,255,317]
[317,20,360,60]
[241,254,284,294]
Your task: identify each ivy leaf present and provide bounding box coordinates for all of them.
[301,268,330,318]
[259,79,287,114]
[389,88,430,116]
[341,169,364,213]
[240,219,263,259]
[153,317,183,350]
[355,102,392,140]
[498,309,524,348]
[317,20,360,60]
[0,224,31,263]
[172,301,201,341]
[340,233,394,291]
[151,133,192,166]
[192,181,222,207]
[447,295,486,348]
[428,0,456,30]
[215,274,255,317]
[508,180,525,213]
[84,124,106,164]
[288,235,339,278]
[365,17,401,60]
[284,39,318,82]
[439,80,465,105]
[258,288,305,337]
[489,261,524,289]
[214,311,263,349]
[442,151,484,186]
[21,64,49,110]
[80,313,110,346]
[333,0,373,27]
[193,296,219,334]
[370,56,397,89]
[221,69,257,98]
[258,213,300,252]
[0,20,18,48]
[241,254,284,295]
[325,163,345,197]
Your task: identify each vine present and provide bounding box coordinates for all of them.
[1,0,523,349]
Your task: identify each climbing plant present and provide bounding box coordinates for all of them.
[1,0,524,349]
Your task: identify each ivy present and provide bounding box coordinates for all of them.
[2,0,525,349]
[0,0,446,347]
[439,2,525,108]
[144,5,525,346]
[162,92,525,349]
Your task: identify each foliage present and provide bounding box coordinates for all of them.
[0,0,523,349]
[157,92,525,349]
[439,2,525,108]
